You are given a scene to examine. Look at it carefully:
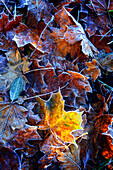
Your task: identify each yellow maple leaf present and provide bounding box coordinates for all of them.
[38,90,83,143]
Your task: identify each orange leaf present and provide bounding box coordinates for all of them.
[38,90,83,143]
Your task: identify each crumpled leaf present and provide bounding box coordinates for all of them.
[83,59,101,81]
[0,100,28,144]
[0,147,21,169]
[13,23,45,53]
[79,0,113,52]
[38,90,83,143]
[51,7,98,57]
[10,76,25,102]
[61,70,92,108]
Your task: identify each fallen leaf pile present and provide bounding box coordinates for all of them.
[0,0,113,169]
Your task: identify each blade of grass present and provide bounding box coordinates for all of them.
[94,159,112,170]
[97,79,113,91]
[99,28,113,42]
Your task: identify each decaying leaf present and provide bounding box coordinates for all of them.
[51,7,98,57]
[83,114,113,164]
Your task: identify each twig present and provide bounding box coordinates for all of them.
[1,0,12,15]
[22,82,69,101]
[30,15,54,58]
[24,67,54,74]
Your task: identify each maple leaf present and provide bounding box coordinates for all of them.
[0,100,28,144]
[79,0,113,52]
[38,90,83,143]
[83,59,101,81]
[39,134,80,169]
[51,7,98,57]
[61,70,92,108]
[13,23,45,53]
[82,0,112,35]
[26,0,56,24]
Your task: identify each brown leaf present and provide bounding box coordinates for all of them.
[0,100,28,144]
[85,114,113,162]
[9,125,42,149]
[52,7,98,57]
[0,33,12,51]
[39,134,80,169]
[13,23,45,53]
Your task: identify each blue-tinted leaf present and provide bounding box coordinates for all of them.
[10,76,24,101]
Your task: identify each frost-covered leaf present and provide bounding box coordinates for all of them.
[51,7,98,57]
[10,76,24,101]
[96,52,113,72]
[9,125,42,149]
[0,100,28,144]
[38,90,83,143]
[39,134,80,170]
[83,59,101,81]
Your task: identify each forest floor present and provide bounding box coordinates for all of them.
[0,0,113,170]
